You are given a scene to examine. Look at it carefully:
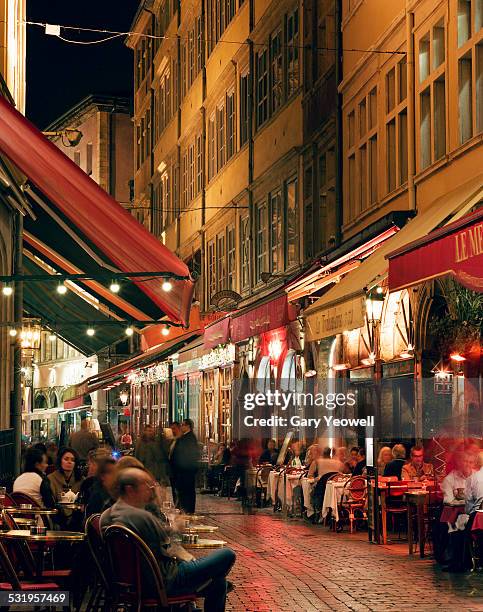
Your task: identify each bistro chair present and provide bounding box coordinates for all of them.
[85,514,111,612]
[341,476,367,533]
[0,540,61,595]
[2,492,16,507]
[9,492,42,508]
[104,524,198,611]
[253,464,273,508]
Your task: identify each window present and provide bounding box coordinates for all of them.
[385,58,408,192]
[456,2,483,142]
[417,21,446,169]
[226,92,235,160]
[207,240,216,302]
[227,225,235,289]
[74,150,80,166]
[256,49,269,127]
[269,190,282,273]
[286,178,297,268]
[217,233,226,291]
[86,143,93,175]
[208,115,216,180]
[270,29,283,113]
[196,134,203,194]
[240,72,249,146]
[256,202,268,282]
[304,165,313,259]
[286,9,299,97]
[240,215,250,291]
[217,104,225,169]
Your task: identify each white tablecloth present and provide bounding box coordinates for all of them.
[321,480,348,522]
[269,471,303,506]
[301,477,315,517]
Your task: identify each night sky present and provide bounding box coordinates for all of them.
[26,1,140,128]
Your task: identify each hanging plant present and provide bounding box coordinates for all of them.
[428,280,483,356]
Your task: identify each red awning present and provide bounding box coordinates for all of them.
[65,330,200,401]
[230,294,298,343]
[0,98,194,325]
[388,207,483,293]
[203,317,231,349]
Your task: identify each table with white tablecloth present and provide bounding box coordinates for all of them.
[268,470,305,507]
[301,477,316,517]
[321,479,350,522]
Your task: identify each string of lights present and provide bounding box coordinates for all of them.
[24,20,406,55]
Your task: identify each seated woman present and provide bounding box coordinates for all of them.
[377,446,393,476]
[13,446,55,508]
[48,447,84,529]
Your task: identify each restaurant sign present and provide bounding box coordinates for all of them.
[388,208,483,293]
[382,358,414,378]
[199,344,236,370]
[305,296,366,341]
[127,361,170,385]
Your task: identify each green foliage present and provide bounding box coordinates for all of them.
[428,281,483,355]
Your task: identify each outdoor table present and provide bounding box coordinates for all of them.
[10,517,36,527]
[322,479,349,524]
[301,477,315,518]
[6,508,58,516]
[268,470,281,504]
[283,472,304,513]
[0,529,84,576]
[184,524,218,533]
[440,502,465,524]
[406,491,428,558]
[183,538,226,549]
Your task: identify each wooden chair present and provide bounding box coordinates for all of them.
[104,524,198,611]
[341,476,367,533]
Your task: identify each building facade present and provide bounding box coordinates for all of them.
[0,0,25,113]
[46,95,134,208]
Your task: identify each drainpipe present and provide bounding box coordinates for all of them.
[406,9,416,212]
[12,211,23,476]
[334,0,343,246]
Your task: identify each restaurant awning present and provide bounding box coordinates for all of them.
[304,175,483,341]
[22,256,129,355]
[230,294,298,343]
[64,330,200,402]
[0,97,195,326]
[387,206,483,293]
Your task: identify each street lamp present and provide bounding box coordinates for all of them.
[365,288,385,324]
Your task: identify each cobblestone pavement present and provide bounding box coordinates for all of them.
[195,495,483,612]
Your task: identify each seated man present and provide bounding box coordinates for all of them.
[101,468,235,612]
[466,451,483,517]
[441,452,473,505]
[383,444,407,479]
[402,445,434,481]
[352,447,366,476]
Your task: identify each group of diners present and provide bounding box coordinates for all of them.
[6,441,236,611]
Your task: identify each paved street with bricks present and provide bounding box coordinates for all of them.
[196,495,483,612]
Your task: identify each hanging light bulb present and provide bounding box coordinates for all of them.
[161,325,170,336]
[8,328,17,337]
[110,281,121,293]
[57,283,67,295]
[86,327,95,337]
[125,326,134,337]
[162,280,173,292]
[2,284,13,296]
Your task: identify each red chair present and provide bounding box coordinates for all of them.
[341,476,367,533]
[85,514,111,611]
[104,524,198,610]
[10,491,42,508]
[3,492,17,507]
[0,540,60,593]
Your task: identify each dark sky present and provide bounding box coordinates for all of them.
[26,0,140,128]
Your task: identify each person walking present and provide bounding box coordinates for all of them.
[69,418,99,464]
[135,425,170,487]
[171,419,200,514]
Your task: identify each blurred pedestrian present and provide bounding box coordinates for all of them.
[171,419,200,513]
[69,418,99,463]
[135,425,170,487]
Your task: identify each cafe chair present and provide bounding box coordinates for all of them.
[341,476,367,533]
[0,541,62,599]
[104,524,198,611]
[9,492,41,508]
[2,493,16,508]
[253,464,273,508]
[0,510,71,586]
[85,514,111,612]
[385,482,409,540]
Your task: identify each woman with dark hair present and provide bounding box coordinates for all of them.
[48,447,84,502]
[13,446,55,508]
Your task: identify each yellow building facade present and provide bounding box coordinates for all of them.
[0,0,25,113]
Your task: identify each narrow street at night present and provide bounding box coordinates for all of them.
[195,496,482,612]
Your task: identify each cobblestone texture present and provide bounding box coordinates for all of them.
[195,495,483,612]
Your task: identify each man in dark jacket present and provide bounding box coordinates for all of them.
[171,419,200,513]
